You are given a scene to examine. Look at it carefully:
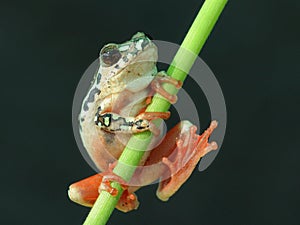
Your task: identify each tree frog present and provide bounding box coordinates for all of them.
[68,32,218,212]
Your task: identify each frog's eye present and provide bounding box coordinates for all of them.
[100,44,122,66]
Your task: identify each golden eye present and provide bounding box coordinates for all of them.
[100,44,121,66]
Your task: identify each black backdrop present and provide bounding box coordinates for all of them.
[1,0,299,224]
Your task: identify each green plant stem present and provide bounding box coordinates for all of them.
[83,0,227,224]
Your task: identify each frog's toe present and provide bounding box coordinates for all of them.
[99,172,129,197]
[116,190,140,212]
[151,71,182,104]
[134,111,171,135]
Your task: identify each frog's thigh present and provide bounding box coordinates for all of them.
[152,120,218,201]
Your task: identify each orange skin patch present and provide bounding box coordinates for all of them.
[68,174,139,212]
[68,120,217,212]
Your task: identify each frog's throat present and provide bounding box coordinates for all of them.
[99,67,157,99]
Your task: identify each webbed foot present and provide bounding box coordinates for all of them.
[157,120,218,201]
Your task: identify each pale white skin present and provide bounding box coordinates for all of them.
[79,32,159,171]
[69,33,218,212]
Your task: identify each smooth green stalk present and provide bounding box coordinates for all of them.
[83,0,227,224]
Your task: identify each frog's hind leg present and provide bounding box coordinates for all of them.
[68,173,139,212]
[156,120,218,201]
[68,174,102,207]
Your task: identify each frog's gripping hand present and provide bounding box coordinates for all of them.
[149,71,182,104]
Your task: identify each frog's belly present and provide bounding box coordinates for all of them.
[119,89,149,116]
[80,89,150,171]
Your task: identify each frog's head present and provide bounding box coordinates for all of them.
[99,32,158,81]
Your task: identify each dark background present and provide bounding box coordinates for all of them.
[1,0,299,224]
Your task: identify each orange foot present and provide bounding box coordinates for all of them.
[157,120,218,201]
[98,163,128,196]
[68,167,139,212]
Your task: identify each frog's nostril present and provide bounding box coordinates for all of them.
[100,45,121,66]
[141,38,149,49]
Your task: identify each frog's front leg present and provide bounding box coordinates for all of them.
[95,109,170,135]
[146,71,182,105]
